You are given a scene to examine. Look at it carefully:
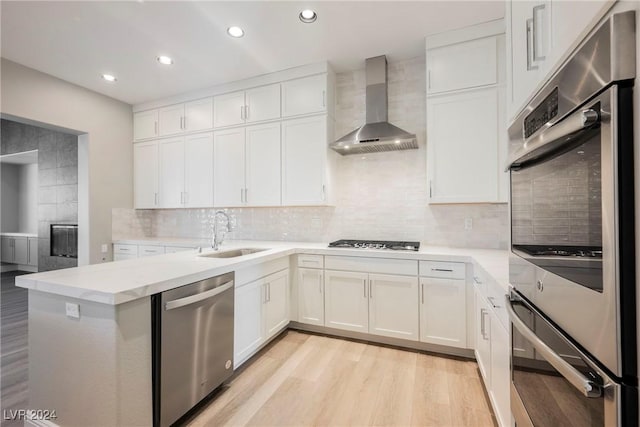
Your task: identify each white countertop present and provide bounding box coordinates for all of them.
[17,239,509,305]
[1,232,37,238]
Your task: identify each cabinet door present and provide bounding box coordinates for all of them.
[324,270,368,333]
[475,290,492,386]
[214,128,245,207]
[298,268,324,326]
[281,74,327,117]
[420,277,467,347]
[184,98,213,132]
[114,254,137,261]
[184,133,214,207]
[158,104,185,137]
[245,84,280,123]
[134,141,159,209]
[245,122,281,206]
[234,279,264,368]
[158,138,185,208]
[213,91,245,128]
[490,319,511,427]
[281,116,327,205]
[133,110,158,141]
[28,237,38,266]
[427,88,499,203]
[13,238,28,265]
[427,37,497,94]
[369,274,419,341]
[264,271,289,339]
[1,237,12,263]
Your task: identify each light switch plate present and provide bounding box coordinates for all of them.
[65,302,80,319]
[464,218,473,230]
[101,244,108,253]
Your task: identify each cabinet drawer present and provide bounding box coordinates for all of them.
[164,246,193,254]
[297,254,324,269]
[138,245,165,257]
[419,261,465,279]
[114,254,137,262]
[113,244,138,256]
[325,256,418,276]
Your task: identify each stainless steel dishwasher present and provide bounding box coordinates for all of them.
[152,272,234,427]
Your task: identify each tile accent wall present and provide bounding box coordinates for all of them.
[1,119,78,271]
[114,57,509,249]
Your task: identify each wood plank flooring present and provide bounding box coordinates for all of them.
[1,271,29,427]
[185,331,497,427]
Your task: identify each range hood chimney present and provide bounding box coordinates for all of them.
[331,55,417,155]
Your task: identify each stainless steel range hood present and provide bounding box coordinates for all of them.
[331,55,417,155]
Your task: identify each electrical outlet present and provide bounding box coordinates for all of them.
[311,217,322,227]
[65,302,80,319]
[464,218,473,230]
[101,244,108,253]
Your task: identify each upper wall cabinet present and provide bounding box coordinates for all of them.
[427,37,497,94]
[213,84,280,128]
[184,98,214,133]
[281,74,331,118]
[506,0,613,120]
[134,98,214,141]
[133,110,159,141]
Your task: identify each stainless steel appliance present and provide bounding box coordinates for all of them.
[328,239,420,251]
[506,11,637,426]
[50,224,78,258]
[152,272,234,427]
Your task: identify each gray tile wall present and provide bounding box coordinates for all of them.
[1,119,78,271]
[113,57,509,249]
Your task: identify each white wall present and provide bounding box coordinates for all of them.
[18,163,37,234]
[1,164,19,232]
[1,58,133,264]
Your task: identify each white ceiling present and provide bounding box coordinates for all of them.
[1,1,504,105]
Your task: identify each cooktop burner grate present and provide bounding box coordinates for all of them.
[328,239,420,251]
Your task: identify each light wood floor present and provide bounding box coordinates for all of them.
[1,271,29,427]
[185,330,496,427]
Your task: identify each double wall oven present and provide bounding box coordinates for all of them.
[506,11,637,426]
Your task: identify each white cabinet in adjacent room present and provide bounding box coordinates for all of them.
[324,270,369,333]
[214,128,246,206]
[134,141,159,209]
[281,74,328,117]
[184,133,214,207]
[281,115,331,206]
[184,98,214,132]
[133,110,158,141]
[158,137,185,208]
[368,273,419,341]
[234,278,264,368]
[420,276,467,348]
[1,237,11,263]
[0,237,28,265]
[27,237,38,266]
[298,268,324,326]
[158,104,185,137]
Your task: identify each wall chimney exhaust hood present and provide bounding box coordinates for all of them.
[331,55,417,155]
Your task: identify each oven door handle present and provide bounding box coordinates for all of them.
[505,108,600,171]
[505,295,602,398]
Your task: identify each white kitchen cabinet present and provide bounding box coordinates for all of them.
[1,237,11,263]
[420,277,467,348]
[490,318,511,427]
[427,37,498,94]
[324,270,369,333]
[234,278,264,368]
[138,245,165,257]
[114,254,137,262]
[297,268,324,326]
[164,246,193,254]
[214,128,245,206]
[475,289,492,386]
[245,84,281,124]
[27,237,38,266]
[184,98,213,132]
[214,91,246,128]
[368,274,419,341]
[133,110,158,141]
[134,140,159,209]
[0,237,28,265]
[281,115,331,206]
[158,137,185,208]
[184,132,214,207]
[281,74,327,117]
[263,270,289,339]
[158,104,185,137]
[245,122,281,206]
[427,87,500,203]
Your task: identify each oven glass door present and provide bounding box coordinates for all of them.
[508,293,615,427]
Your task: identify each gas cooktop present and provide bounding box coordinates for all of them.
[328,240,420,251]
[514,245,603,258]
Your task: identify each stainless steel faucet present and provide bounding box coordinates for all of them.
[212,210,233,250]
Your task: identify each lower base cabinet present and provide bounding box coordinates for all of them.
[419,277,467,347]
[324,270,369,333]
[1,236,29,265]
[234,269,289,369]
[297,268,324,326]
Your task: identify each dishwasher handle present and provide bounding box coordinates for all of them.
[165,280,234,310]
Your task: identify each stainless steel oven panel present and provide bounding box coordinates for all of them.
[508,292,621,426]
[510,87,621,376]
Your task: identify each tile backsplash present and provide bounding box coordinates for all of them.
[114,56,508,249]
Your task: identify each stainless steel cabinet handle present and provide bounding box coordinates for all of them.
[319,272,323,294]
[165,281,234,310]
[245,105,250,120]
[180,116,184,130]
[244,188,248,204]
[183,116,187,130]
[267,283,271,302]
[421,283,425,304]
[432,268,453,272]
[429,180,433,198]
[240,188,244,203]
[363,279,367,298]
[321,185,326,201]
[154,192,159,206]
[240,106,244,120]
[473,276,482,284]
[154,121,158,135]
[487,296,500,308]
[480,308,487,339]
[506,295,602,398]
[526,18,539,71]
[369,280,373,299]
[532,4,546,61]
[322,90,326,108]
[427,69,431,90]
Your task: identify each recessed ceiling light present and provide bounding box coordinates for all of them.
[157,55,174,65]
[395,139,401,144]
[227,26,244,38]
[344,145,350,150]
[101,74,117,82]
[299,9,317,23]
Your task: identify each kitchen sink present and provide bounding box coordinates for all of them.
[198,248,268,258]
